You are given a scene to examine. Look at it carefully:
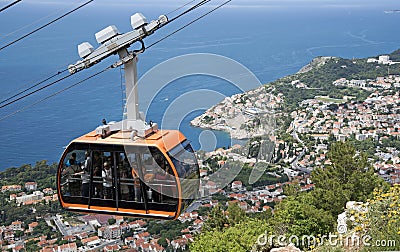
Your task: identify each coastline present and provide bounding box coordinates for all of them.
[189,85,278,140]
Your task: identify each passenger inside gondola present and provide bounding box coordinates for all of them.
[66,152,78,167]
[125,153,142,202]
[81,151,91,197]
[58,140,197,218]
[102,162,113,199]
[92,151,103,198]
[120,171,130,200]
[141,151,174,203]
[62,152,81,196]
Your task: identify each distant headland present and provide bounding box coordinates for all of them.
[384,10,400,14]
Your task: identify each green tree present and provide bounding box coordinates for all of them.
[157,237,168,248]
[32,220,52,236]
[25,239,40,251]
[197,206,210,217]
[190,219,271,252]
[361,185,400,251]
[14,230,24,238]
[147,219,192,242]
[203,204,228,231]
[58,239,68,245]
[270,194,335,245]
[283,182,301,197]
[311,141,386,217]
[75,239,83,247]
[225,202,246,227]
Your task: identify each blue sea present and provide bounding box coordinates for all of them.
[0,0,399,170]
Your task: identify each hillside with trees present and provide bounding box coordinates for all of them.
[266,49,400,113]
[0,160,57,190]
[0,161,62,226]
[190,142,395,251]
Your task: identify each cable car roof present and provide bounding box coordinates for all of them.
[72,129,186,152]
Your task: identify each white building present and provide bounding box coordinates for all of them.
[102,225,121,240]
[25,182,37,191]
[9,221,23,231]
[231,181,243,190]
[378,55,391,64]
[16,191,44,204]
[1,185,22,193]
[58,242,77,252]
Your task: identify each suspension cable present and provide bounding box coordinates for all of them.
[165,0,211,25]
[0,0,93,52]
[0,0,212,107]
[0,71,73,109]
[166,0,198,16]
[148,0,231,49]
[0,67,111,122]
[1,0,89,40]
[0,69,68,105]
[0,0,21,13]
[0,0,231,119]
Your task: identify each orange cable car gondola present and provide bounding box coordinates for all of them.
[57,13,200,220]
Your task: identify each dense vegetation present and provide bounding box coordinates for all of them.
[191,142,390,251]
[0,160,57,189]
[299,57,400,88]
[147,219,192,244]
[0,161,62,226]
[234,163,288,188]
[203,158,288,189]
[267,49,400,113]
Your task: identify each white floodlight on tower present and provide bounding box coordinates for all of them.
[158,15,168,25]
[95,25,120,44]
[78,42,94,58]
[68,14,168,74]
[131,13,148,30]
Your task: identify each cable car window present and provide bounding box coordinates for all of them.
[81,151,92,198]
[91,151,103,199]
[168,140,199,179]
[124,152,143,202]
[116,152,134,202]
[88,150,116,203]
[60,149,85,198]
[102,160,114,200]
[59,143,182,217]
[148,148,177,203]
[168,141,200,204]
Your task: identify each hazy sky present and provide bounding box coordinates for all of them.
[2,0,399,8]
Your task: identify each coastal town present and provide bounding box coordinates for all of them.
[1,54,400,251]
[0,163,312,252]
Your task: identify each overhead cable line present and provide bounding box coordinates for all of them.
[0,67,110,122]
[1,0,88,40]
[0,0,93,52]
[0,0,231,119]
[166,0,198,16]
[0,0,210,109]
[0,0,21,13]
[148,0,231,49]
[0,71,73,109]
[0,69,68,105]
[165,0,211,25]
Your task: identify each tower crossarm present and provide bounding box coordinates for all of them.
[68,14,168,74]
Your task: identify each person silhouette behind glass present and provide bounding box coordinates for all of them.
[102,162,114,199]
